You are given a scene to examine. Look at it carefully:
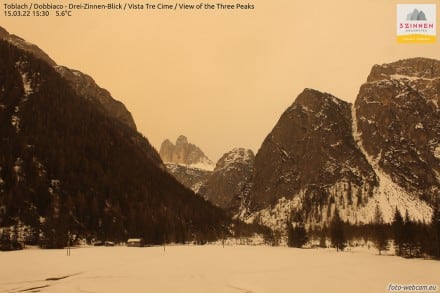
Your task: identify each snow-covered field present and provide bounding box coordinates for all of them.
[1,245,439,293]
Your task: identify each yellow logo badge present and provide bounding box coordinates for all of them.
[397,4,436,44]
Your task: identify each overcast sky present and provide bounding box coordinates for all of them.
[3,0,440,161]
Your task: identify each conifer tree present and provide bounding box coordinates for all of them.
[0,228,11,251]
[290,224,308,248]
[330,208,346,251]
[287,222,295,247]
[372,205,388,255]
[287,212,308,248]
[403,210,419,257]
[292,223,308,248]
[431,205,440,258]
[318,223,328,248]
[392,208,404,256]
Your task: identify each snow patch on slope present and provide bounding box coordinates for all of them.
[351,105,432,223]
[21,72,33,98]
[11,115,20,132]
[390,74,437,81]
[0,166,4,187]
[192,182,204,194]
[189,160,215,171]
[359,174,432,223]
[434,145,440,159]
[15,61,34,98]
[10,61,36,133]
[13,157,24,183]
[244,197,300,232]
[167,161,214,172]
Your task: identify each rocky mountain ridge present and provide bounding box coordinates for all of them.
[241,58,439,231]
[161,59,439,232]
[356,58,439,200]
[0,26,137,130]
[160,137,255,213]
[0,29,228,246]
[203,148,255,211]
[6,23,435,240]
[160,135,214,170]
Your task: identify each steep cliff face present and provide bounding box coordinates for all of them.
[244,60,438,230]
[0,26,137,131]
[246,89,377,226]
[54,66,137,130]
[160,135,214,169]
[159,60,439,231]
[161,142,254,214]
[203,148,254,212]
[355,58,440,203]
[159,136,214,202]
[160,139,175,162]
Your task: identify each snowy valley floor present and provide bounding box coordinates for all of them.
[0,245,439,293]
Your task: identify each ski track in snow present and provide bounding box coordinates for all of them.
[0,246,439,293]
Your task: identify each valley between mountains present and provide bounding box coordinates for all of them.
[0,26,439,259]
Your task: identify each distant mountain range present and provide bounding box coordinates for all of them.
[160,135,214,170]
[0,25,438,247]
[163,59,440,234]
[247,58,438,232]
[159,136,254,213]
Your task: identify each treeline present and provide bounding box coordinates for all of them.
[287,205,440,259]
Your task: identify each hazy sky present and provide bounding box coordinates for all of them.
[3,0,440,161]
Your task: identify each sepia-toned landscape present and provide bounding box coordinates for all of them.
[1,1,440,292]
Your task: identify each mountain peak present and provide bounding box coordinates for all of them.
[0,26,136,130]
[293,88,347,113]
[203,148,255,211]
[176,135,189,145]
[162,138,173,146]
[159,135,214,170]
[0,26,56,66]
[356,58,440,207]
[53,65,137,130]
[215,148,255,172]
[367,58,440,82]
[0,27,9,38]
[250,88,375,211]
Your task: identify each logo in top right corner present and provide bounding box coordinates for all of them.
[397,4,436,43]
